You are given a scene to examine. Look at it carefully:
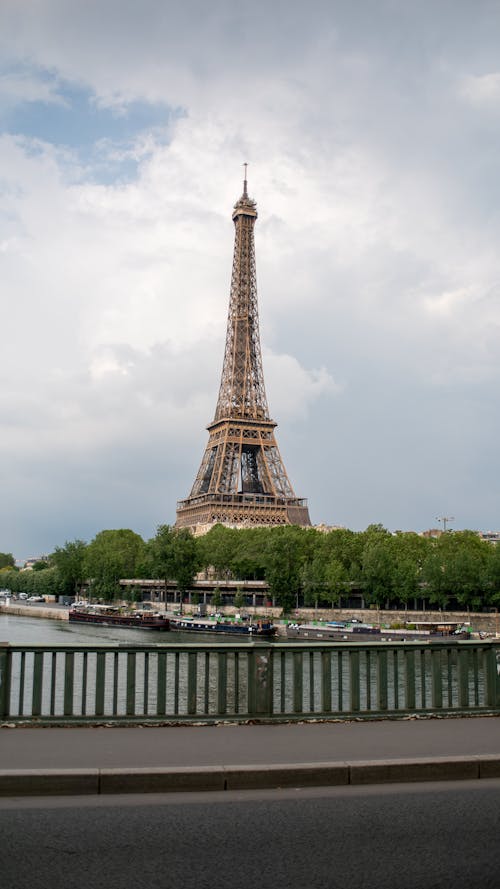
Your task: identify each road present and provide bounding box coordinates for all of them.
[1,780,500,889]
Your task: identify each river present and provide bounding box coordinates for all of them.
[0,611,260,646]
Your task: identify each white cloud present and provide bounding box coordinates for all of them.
[2,1,500,553]
[0,69,67,107]
[460,72,500,105]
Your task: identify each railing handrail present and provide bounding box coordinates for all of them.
[1,639,498,653]
[2,638,499,725]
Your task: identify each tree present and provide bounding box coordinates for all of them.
[302,556,326,609]
[196,524,237,578]
[84,530,145,602]
[148,525,199,610]
[51,540,87,596]
[324,557,347,607]
[234,589,247,610]
[171,528,199,609]
[211,587,223,610]
[147,525,176,587]
[361,536,394,607]
[263,526,309,614]
[0,553,15,570]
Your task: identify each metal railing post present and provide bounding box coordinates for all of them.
[248,644,273,717]
[0,643,11,720]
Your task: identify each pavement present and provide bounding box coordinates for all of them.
[1,715,500,797]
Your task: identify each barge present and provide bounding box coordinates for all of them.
[169,616,276,637]
[69,604,170,631]
[285,620,471,642]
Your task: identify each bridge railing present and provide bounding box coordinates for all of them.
[1,640,499,724]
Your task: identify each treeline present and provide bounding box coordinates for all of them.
[2,524,500,612]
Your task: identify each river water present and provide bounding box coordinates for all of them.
[0,611,261,646]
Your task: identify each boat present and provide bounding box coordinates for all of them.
[285,620,470,642]
[169,616,276,637]
[69,604,170,631]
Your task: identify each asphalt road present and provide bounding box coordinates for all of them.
[1,780,500,889]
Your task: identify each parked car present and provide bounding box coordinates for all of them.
[26,595,45,603]
[18,593,28,600]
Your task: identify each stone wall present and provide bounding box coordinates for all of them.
[0,603,68,621]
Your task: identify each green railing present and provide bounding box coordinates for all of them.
[1,640,499,724]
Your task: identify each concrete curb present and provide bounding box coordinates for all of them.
[0,769,99,796]
[1,756,500,797]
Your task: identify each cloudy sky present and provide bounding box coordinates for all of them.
[1,0,500,559]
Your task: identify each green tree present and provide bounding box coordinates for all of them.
[485,543,500,606]
[263,526,310,614]
[361,534,394,607]
[84,529,145,602]
[422,531,489,610]
[302,555,326,609]
[196,524,237,578]
[51,540,88,596]
[234,589,247,610]
[171,528,199,610]
[148,525,199,610]
[212,587,223,609]
[0,553,15,570]
[147,525,176,588]
[324,557,347,607]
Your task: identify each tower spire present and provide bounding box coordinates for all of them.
[175,176,311,532]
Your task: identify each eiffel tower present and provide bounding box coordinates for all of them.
[175,171,311,532]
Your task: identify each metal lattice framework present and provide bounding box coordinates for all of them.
[176,175,311,532]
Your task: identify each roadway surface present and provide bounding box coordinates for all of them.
[1,781,500,888]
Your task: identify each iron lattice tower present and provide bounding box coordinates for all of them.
[175,174,311,532]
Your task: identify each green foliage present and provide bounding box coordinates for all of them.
[1,566,64,597]
[212,587,223,608]
[147,525,199,603]
[234,589,246,610]
[8,524,498,614]
[262,526,312,613]
[51,540,88,595]
[422,531,490,610]
[0,553,15,570]
[84,529,145,602]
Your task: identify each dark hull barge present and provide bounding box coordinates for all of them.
[286,620,470,642]
[169,617,276,637]
[69,606,170,631]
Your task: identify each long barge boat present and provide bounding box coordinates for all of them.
[169,616,276,637]
[69,604,170,631]
[285,620,471,642]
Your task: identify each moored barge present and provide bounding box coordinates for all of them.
[69,604,170,631]
[286,620,470,642]
[169,616,276,637]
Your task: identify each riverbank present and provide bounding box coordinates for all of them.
[0,603,68,621]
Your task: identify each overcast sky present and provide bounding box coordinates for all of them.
[1,0,500,559]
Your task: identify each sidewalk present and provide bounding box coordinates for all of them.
[1,716,499,796]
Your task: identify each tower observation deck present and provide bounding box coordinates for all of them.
[175,173,311,533]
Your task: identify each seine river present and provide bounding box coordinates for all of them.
[0,610,258,646]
